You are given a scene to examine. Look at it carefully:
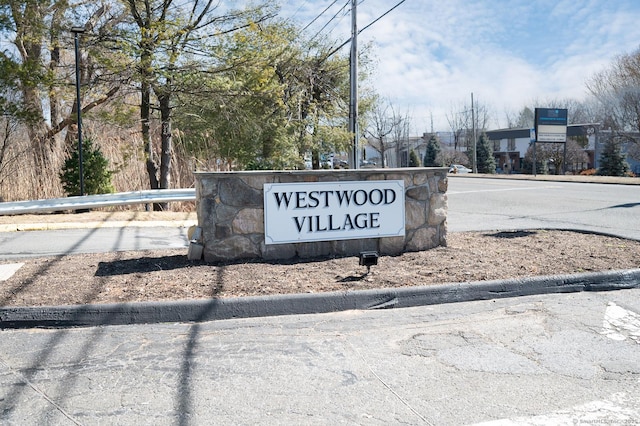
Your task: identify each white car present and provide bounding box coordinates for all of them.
[449,164,472,174]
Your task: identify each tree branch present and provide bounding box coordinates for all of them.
[44,86,120,140]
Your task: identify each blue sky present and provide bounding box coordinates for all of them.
[278,0,640,133]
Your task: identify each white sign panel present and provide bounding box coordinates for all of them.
[264,180,405,245]
[537,124,567,142]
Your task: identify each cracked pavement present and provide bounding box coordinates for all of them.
[1,289,640,425]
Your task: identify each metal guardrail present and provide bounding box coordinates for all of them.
[0,189,196,215]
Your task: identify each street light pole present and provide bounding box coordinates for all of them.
[71,26,85,197]
[471,92,477,173]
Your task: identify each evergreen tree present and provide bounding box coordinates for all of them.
[423,135,441,167]
[409,149,420,167]
[60,138,114,196]
[476,132,496,173]
[598,138,630,176]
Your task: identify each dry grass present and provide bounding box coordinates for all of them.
[0,119,198,203]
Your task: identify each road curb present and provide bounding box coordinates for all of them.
[2,268,640,329]
[0,220,197,232]
[448,173,640,185]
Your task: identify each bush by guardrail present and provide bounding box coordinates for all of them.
[0,189,196,215]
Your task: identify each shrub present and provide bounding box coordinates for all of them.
[423,135,442,167]
[476,132,496,173]
[60,137,114,196]
[409,149,420,167]
[598,138,630,177]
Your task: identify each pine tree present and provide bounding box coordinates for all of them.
[476,132,496,173]
[598,138,629,176]
[60,138,114,196]
[423,135,441,167]
[409,149,420,167]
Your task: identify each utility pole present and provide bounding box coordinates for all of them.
[471,92,477,173]
[349,0,359,169]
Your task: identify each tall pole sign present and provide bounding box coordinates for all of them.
[535,108,568,142]
[471,93,477,173]
[533,108,568,175]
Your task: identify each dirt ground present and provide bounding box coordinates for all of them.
[2,226,640,307]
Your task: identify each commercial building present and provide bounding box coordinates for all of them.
[364,125,639,174]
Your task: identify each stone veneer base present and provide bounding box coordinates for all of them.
[195,168,448,262]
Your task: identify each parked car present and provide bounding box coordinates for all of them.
[449,164,472,174]
[333,159,349,168]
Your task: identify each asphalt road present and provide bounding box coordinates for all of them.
[0,226,190,260]
[1,177,638,260]
[448,177,640,240]
[2,289,639,424]
[1,178,640,424]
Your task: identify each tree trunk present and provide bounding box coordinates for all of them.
[141,81,159,191]
[312,150,320,169]
[157,91,172,211]
[379,140,387,168]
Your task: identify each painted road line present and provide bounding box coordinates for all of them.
[475,392,640,425]
[601,302,640,344]
[0,263,24,281]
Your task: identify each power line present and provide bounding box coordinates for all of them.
[358,0,408,35]
[288,0,313,21]
[301,0,340,32]
[308,0,351,43]
[325,0,409,58]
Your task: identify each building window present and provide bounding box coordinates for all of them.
[508,138,516,151]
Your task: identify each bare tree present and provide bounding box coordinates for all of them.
[440,150,470,168]
[364,99,404,168]
[505,106,534,129]
[446,99,492,152]
[524,139,588,175]
[391,108,411,167]
[587,48,640,161]
[0,118,20,192]
[446,101,469,151]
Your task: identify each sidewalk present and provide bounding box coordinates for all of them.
[0,210,197,232]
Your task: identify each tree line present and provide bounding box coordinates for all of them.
[365,49,640,176]
[0,0,377,205]
[1,1,638,204]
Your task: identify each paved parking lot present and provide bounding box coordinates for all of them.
[2,289,639,425]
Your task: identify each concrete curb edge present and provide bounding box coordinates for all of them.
[2,268,640,329]
[0,220,197,233]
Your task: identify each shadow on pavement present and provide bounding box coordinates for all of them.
[483,230,538,239]
[95,254,199,276]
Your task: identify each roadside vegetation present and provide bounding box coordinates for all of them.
[0,1,638,206]
[0,1,376,205]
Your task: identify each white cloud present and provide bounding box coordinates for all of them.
[280,0,640,132]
